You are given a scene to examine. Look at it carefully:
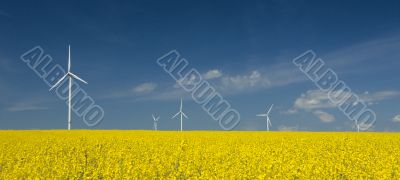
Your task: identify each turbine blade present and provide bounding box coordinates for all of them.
[68,45,71,72]
[267,104,274,114]
[152,114,155,120]
[182,112,188,119]
[180,98,183,111]
[257,114,267,117]
[49,74,68,91]
[69,72,88,84]
[172,112,180,119]
[266,117,272,127]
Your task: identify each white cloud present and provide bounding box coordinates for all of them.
[312,110,335,123]
[360,91,400,103]
[203,69,222,80]
[321,34,400,73]
[285,34,400,116]
[145,66,305,101]
[293,90,336,110]
[5,101,48,112]
[175,69,270,93]
[108,61,308,101]
[133,82,157,94]
[283,108,298,115]
[219,70,271,93]
[192,63,307,96]
[292,89,400,111]
[393,115,400,123]
[288,89,400,124]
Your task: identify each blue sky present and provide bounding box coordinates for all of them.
[0,0,399,131]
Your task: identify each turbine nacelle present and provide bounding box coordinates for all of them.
[172,111,188,119]
[172,98,188,119]
[152,114,160,122]
[49,72,87,91]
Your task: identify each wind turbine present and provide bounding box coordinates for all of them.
[152,114,160,130]
[257,104,274,131]
[49,45,88,130]
[355,119,360,132]
[172,98,188,131]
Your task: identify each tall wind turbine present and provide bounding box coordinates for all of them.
[49,45,88,130]
[152,114,160,130]
[257,104,274,131]
[172,98,188,131]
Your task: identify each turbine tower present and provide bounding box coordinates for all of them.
[355,119,360,132]
[172,98,188,131]
[152,114,160,130]
[50,45,88,130]
[257,104,274,131]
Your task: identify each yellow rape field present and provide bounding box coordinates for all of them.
[0,130,399,179]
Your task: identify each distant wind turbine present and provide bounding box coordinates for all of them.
[152,114,160,130]
[257,104,274,131]
[172,98,188,131]
[355,119,360,132]
[49,45,88,130]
